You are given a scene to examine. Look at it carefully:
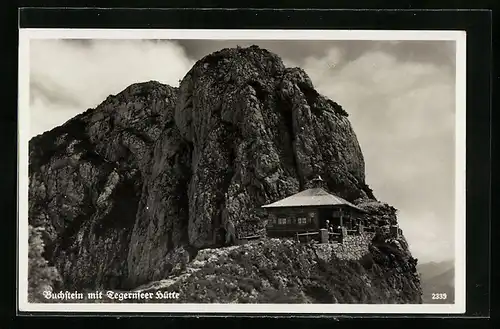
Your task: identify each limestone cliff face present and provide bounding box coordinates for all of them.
[29,82,177,289]
[28,46,420,302]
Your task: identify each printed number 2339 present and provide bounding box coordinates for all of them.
[432,293,447,300]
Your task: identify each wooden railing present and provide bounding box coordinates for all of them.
[237,234,262,245]
[295,231,320,243]
[328,232,342,243]
[240,235,261,240]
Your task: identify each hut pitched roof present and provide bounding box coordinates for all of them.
[261,187,365,212]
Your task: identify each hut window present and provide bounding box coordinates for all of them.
[278,217,287,225]
[286,218,293,225]
[298,217,307,225]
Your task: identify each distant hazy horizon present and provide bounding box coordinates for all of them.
[28,38,457,263]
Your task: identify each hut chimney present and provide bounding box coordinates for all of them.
[310,175,325,189]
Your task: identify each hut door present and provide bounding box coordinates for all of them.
[330,208,342,229]
[318,209,331,229]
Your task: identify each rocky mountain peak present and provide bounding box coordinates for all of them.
[28,46,418,303]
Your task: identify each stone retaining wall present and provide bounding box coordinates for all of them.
[330,232,375,261]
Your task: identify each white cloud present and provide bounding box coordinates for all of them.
[29,39,195,137]
[398,211,454,263]
[302,48,343,81]
[29,94,83,138]
[299,48,456,262]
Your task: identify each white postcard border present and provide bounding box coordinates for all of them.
[18,28,467,314]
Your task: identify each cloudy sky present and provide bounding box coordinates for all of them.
[28,38,457,263]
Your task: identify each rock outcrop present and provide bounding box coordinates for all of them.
[29,81,178,289]
[28,45,420,302]
[119,236,420,304]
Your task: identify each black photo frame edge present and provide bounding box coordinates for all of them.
[2,5,493,328]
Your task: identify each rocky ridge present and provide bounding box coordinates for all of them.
[28,45,421,302]
[130,236,420,304]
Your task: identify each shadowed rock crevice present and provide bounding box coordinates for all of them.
[93,175,141,238]
[297,81,320,112]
